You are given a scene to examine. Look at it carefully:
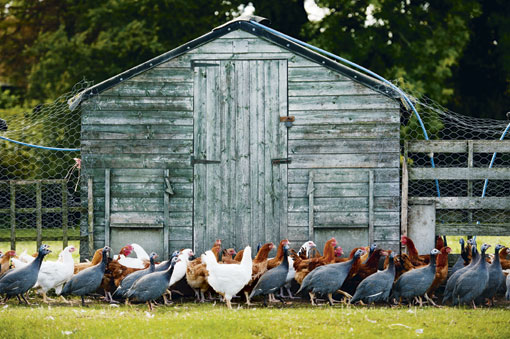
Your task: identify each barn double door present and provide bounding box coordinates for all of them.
[192,59,288,255]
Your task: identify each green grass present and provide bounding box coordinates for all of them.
[0,301,509,338]
[0,241,81,262]
[446,236,510,254]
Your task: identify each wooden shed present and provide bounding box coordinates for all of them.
[77,17,401,259]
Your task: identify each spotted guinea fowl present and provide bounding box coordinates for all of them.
[112,252,159,300]
[61,246,110,306]
[391,248,440,306]
[154,250,180,272]
[452,243,491,308]
[249,244,290,306]
[451,238,468,275]
[126,256,179,311]
[442,239,478,304]
[479,244,505,305]
[296,249,364,306]
[350,252,395,305]
[0,244,51,304]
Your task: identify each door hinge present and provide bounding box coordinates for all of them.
[271,158,292,165]
[190,155,221,166]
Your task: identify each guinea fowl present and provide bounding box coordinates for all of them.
[127,256,179,311]
[452,243,491,308]
[113,252,159,300]
[479,244,505,305]
[61,246,110,306]
[350,252,395,305]
[296,249,364,306]
[391,248,440,307]
[451,238,468,275]
[249,244,290,306]
[243,242,274,305]
[0,244,51,304]
[442,239,478,304]
[342,248,388,295]
[154,250,180,272]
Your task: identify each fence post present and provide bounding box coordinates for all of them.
[368,170,375,244]
[62,180,68,248]
[88,177,94,258]
[401,142,409,253]
[10,181,15,250]
[104,169,110,247]
[467,140,473,226]
[36,181,42,250]
[307,171,315,241]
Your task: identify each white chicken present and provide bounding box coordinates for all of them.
[163,249,194,304]
[169,249,194,287]
[202,246,252,309]
[11,246,76,303]
[117,244,148,268]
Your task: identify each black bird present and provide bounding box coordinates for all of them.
[480,244,505,305]
[443,239,478,304]
[113,252,158,300]
[350,252,395,305]
[296,249,364,306]
[127,256,179,311]
[452,243,491,307]
[391,248,440,306]
[249,244,290,306]
[451,238,468,275]
[0,244,51,304]
[154,250,180,272]
[61,246,110,306]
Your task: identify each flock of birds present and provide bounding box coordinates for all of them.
[0,235,509,310]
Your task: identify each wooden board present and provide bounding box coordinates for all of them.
[192,59,288,254]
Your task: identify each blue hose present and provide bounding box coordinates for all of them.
[250,20,440,197]
[481,122,510,197]
[0,135,80,152]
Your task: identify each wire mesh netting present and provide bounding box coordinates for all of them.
[397,83,510,232]
[0,80,91,250]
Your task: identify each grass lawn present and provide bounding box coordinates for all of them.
[446,236,510,254]
[0,240,81,262]
[0,300,510,338]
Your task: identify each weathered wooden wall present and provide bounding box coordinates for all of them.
[80,28,401,257]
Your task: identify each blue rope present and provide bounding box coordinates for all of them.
[0,135,80,152]
[250,20,441,197]
[481,122,510,197]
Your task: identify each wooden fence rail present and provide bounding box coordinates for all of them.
[0,179,87,250]
[405,140,510,236]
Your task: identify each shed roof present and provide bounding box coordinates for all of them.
[70,16,398,110]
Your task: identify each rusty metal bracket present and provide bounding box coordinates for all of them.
[271,158,292,165]
[190,155,220,166]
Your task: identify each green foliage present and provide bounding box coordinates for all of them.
[310,0,481,106]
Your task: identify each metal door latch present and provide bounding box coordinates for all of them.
[271,158,292,165]
[190,155,221,166]
[280,116,295,128]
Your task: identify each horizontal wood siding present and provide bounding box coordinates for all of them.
[81,53,195,252]
[287,54,400,252]
[81,29,401,254]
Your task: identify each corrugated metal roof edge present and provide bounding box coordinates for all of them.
[71,19,399,109]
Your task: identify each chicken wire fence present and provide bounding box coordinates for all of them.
[396,82,510,235]
[0,80,92,250]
